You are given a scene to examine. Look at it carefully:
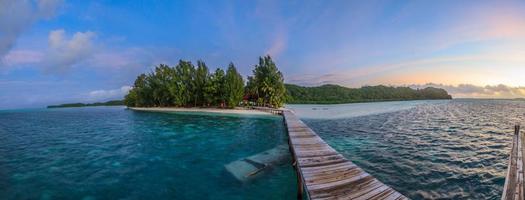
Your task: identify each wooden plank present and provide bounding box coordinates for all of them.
[382,192,403,200]
[311,178,381,199]
[295,150,339,158]
[353,185,390,200]
[303,167,364,185]
[502,125,523,200]
[302,163,358,174]
[309,176,398,199]
[307,172,371,192]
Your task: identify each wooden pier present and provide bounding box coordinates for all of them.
[502,125,524,200]
[283,110,408,200]
[252,106,284,115]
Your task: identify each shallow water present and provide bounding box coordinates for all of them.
[286,100,447,119]
[300,99,525,199]
[0,107,296,199]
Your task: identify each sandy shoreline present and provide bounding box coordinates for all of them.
[128,107,274,115]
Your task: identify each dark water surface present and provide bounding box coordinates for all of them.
[0,107,296,199]
[302,99,525,199]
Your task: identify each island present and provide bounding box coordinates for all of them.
[47,100,124,108]
[49,55,452,110]
[123,55,286,108]
[285,84,452,104]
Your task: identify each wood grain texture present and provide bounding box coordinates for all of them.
[283,110,409,200]
[502,125,524,200]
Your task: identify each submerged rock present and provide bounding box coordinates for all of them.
[224,145,291,182]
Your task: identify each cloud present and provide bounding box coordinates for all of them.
[410,83,525,98]
[42,29,96,73]
[404,2,525,53]
[456,4,525,41]
[287,56,468,86]
[1,29,97,74]
[1,50,43,66]
[87,86,132,101]
[287,50,525,88]
[0,0,62,61]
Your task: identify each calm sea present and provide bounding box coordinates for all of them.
[0,107,296,199]
[1,99,522,199]
[292,99,525,199]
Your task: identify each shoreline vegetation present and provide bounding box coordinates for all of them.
[47,55,453,109]
[123,55,286,108]
[285,84,452,104]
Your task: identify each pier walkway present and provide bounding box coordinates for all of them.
[502,125,524,200]
[283,110,408,200]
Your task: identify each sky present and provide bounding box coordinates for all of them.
[2,0,525,109]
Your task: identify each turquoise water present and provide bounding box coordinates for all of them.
[0,107,296,199]
[301,99,525,199]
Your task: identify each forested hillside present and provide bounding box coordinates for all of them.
[285,84,452,104]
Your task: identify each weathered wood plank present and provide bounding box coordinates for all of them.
[283,110,408,200]
[502,125,523,200]
[311,177,380,199]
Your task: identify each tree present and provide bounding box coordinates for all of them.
[124,88,138,107]
[134,73,153,107]
[284,84,452,104]
[150,64,174,106]
[245,76,257,103]
[249,55,286,107]
[124,56,288,108]
[224,63,244,108]
[211,68,226,107]
[194,60,209,107]
[170,60,195,107]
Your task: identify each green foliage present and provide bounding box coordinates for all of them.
[133,74,153,107]
[122,56,452,107]
[150,64,174,106]
[123,56,288,108]
[123,89,137,107]
[224,63,244,108]
[194,61,209,106]
[173,60,195,106]
[211,68,226,106]
[122,55,452,108]
[246,55,286,107]
[285,84,452,104]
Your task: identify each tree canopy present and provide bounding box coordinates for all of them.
[245,56,286,107]
[124,55,452,107]
[285,84,452,104]
[124,55,287,108]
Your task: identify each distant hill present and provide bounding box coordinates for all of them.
[285,84,452,104]
[47,100,124,108]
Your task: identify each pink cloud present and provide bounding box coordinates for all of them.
[411,83,525,98]
[428,3,525,51]
[287,50,525,88]
[265,28,287,58]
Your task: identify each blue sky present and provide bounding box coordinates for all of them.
[2,0,525,109]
